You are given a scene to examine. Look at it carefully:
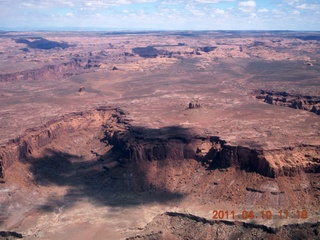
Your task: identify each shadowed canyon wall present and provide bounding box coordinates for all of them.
[1,107,319,180]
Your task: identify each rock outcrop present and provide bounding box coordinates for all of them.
[0,59,83,82]
[126,212,320,240]
[78,86,86,93]
[0,107,127,179]
[1,107,319,181]
[112,66,119,70]
[188,101,201,109]
[104,123,319,178]
[254,89,320,115]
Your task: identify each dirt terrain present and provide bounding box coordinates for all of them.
[0,31,319,239]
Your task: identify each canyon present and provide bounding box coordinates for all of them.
[0,31,319,239]
[0,106,319,239]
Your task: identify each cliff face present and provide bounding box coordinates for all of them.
[0,107,319,231]
[0,107,127,179]
[104,123,319,179]
[254,89,320,115]
[0,59,83,82]
[1,107,319,180]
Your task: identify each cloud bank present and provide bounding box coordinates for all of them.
[0,0,319,30]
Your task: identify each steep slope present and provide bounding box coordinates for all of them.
[0,107,319,238]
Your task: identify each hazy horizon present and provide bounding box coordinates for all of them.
[1,29,320,32]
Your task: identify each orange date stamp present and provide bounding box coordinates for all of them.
[212,210,308,220]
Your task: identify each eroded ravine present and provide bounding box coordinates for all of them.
[0,107,319,239]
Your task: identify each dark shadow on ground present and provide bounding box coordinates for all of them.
[0,231,23,239]
[26,123,275,213]
[29,149,184,212]
[27,125,197,212]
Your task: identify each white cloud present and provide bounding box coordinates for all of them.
[296,4,319,10]
[271,9,285,16]
[160,0,183,4]
[196,0,235,3]
[238,1,256,8]
[19,0,158,9]
[21,2,34,7]
[296,4,308,9]
[291,10,300,15]
[20,0,75,8]
[134,0,156,2]
[238,1,256,13]
[189,9,205,16]
[60,1,75,7]
[283,0,300,6]
[1,0,320,31]
[258,8,268,13]
[110,0,131,4]
[214,8,225,14]
[17,0,235,8]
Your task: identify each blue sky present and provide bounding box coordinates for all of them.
[0,0,319,31]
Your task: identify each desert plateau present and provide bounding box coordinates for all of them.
[0,30,319,239]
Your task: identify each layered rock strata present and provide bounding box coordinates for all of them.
[1,107,319,180]
[254,89,320,115]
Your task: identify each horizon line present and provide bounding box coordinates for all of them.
[1,29,320,33]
